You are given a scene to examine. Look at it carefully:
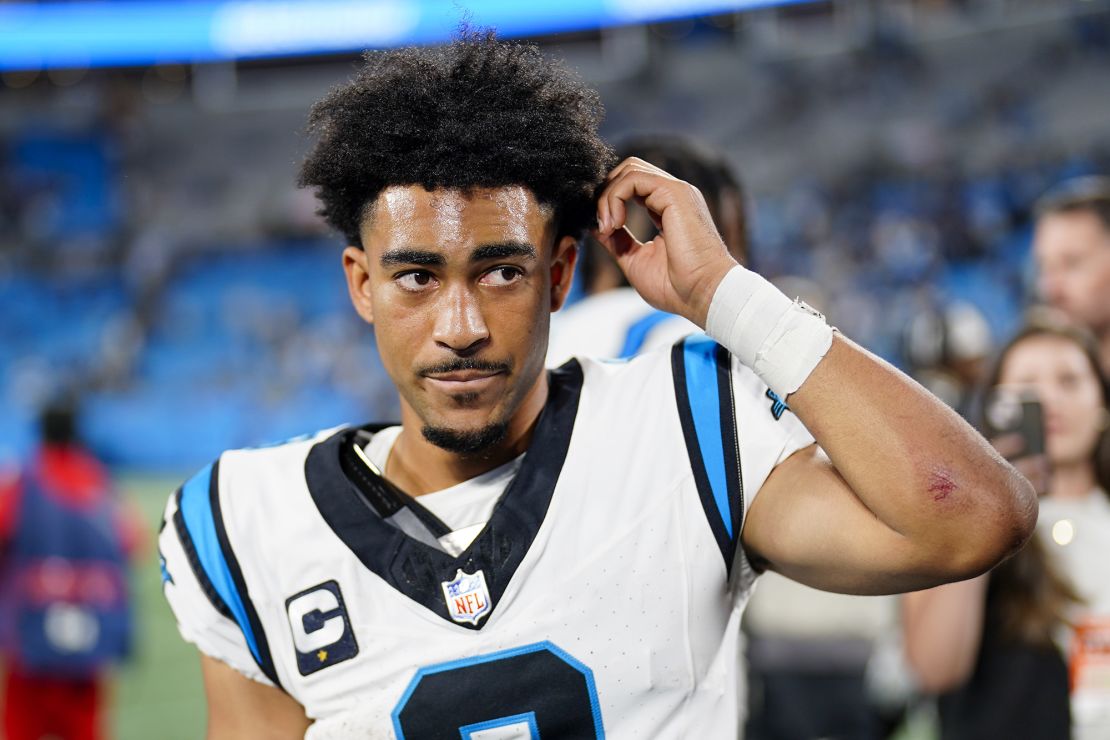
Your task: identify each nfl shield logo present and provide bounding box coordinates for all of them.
[441,569,492,626]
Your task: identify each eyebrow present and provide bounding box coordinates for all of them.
[471,242,536,262]
[379,242,536,267]
[379,249,443,267]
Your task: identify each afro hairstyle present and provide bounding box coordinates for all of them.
[298,31,615,248]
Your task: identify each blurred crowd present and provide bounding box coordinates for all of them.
[3,5,1110,470]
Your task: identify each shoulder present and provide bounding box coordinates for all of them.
[171,425,351,556]
[159,427,348,689]
[217,426,345,472]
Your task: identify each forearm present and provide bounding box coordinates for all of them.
[902,575,989,693]
[702,265,1036,577]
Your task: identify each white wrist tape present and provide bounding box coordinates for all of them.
[706,265,834,398]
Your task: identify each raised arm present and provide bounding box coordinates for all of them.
[595,158,1037,594]
[201,654,311,740]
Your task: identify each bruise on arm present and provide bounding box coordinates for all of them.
[928,467,958,503]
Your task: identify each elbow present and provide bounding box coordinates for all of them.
[926,462,1038,583]
[1007,467,1039,548]
[981,463,1038,565]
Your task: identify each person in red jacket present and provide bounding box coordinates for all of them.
[0,400,141,740]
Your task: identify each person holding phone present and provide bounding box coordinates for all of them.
[903,311,1110,740]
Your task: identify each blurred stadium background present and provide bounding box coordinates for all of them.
[1,0,1109,737]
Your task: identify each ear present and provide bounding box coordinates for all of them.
[549,235,579,312]
[342,246,375,324]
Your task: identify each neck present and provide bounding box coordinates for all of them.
[387,372,549,495]
[1049,460,1097,501]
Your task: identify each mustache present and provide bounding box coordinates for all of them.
[417,358,512,376]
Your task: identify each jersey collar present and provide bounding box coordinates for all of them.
[304,361,582,630]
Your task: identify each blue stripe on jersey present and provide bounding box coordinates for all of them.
[682,335,732,538]
[618,309,676,358]
[177,463,262,666]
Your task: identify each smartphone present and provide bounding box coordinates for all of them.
[983,387,1045,460]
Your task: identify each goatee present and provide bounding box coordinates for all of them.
[421,422,509,455]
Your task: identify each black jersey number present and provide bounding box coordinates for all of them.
[391,641,605,738]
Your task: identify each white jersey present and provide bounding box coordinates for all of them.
[547,288,698,367]
[159,337,813,739]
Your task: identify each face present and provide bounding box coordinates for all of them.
[998,334,1106,468]
[344,186,577,453]
[1034,211,1110,333]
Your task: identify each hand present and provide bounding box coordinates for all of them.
[594,157,737,327]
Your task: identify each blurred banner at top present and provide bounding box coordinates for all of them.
[0,0,818,71]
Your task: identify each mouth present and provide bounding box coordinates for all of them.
[419,361,510,395]
[424,370,505,391]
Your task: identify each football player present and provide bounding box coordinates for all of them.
[159,33,1036,739]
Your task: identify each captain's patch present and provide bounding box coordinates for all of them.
[285,580,359,675]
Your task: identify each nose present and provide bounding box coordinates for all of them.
[432,285,489,354]
[1035,382,1063,419]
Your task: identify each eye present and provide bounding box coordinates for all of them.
[396,271,437,292]
[1058,372,1080,390]
[479,266,524,287]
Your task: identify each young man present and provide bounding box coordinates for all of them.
[1033,177,1110,372]
[159,34,1036,739]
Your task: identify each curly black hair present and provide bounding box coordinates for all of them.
[298,31,615,248]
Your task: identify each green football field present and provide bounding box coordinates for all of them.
[112,474,206,740]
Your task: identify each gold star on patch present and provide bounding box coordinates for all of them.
[317,650,328,662]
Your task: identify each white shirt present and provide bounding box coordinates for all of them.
[1037,489,1110,740]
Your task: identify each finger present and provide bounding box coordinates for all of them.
[606,157,645,181]
[607,156,674,182]
[599,164,658,232]
[601,169,677,232]
[596,191,611,234]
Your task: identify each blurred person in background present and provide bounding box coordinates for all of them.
[903,313,1110,740]
[546,133,747,366]
[0,399,139,740]
[902,300,994,420]
[1033,177,1110,373]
